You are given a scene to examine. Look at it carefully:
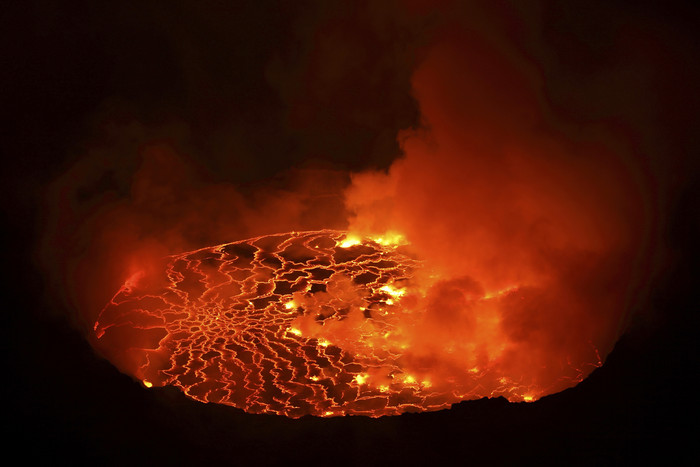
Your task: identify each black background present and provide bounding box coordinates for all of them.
[3,1,698,465]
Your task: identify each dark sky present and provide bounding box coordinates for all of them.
[3,1,699,464]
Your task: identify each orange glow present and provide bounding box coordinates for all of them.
[379,284,406,298]
[94,230,612,417]
[52,2,652,421]
[370,232,406,247]
[354,374,369,386]
[338,234,361,248]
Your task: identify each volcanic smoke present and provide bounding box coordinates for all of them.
[46,3,653,418]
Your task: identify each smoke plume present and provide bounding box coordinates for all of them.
[343,4,655,397]
[37,1,669,410]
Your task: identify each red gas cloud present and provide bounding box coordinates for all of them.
[344,21,653,401]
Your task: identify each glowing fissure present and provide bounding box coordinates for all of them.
[94,230,601,418]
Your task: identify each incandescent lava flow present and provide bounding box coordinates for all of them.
[95,229,602,418]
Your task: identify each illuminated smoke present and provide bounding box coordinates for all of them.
[344,8,652,406]
[40,1,657,418]
[41,141,349,330]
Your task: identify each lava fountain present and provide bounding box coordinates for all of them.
[94,229,606,418]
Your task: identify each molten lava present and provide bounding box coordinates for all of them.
[95,230,602,418]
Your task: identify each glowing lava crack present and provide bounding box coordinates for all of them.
[95,230,600,417]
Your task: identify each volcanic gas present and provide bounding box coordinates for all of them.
[44,2,654,421]
[94,229,603,418]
